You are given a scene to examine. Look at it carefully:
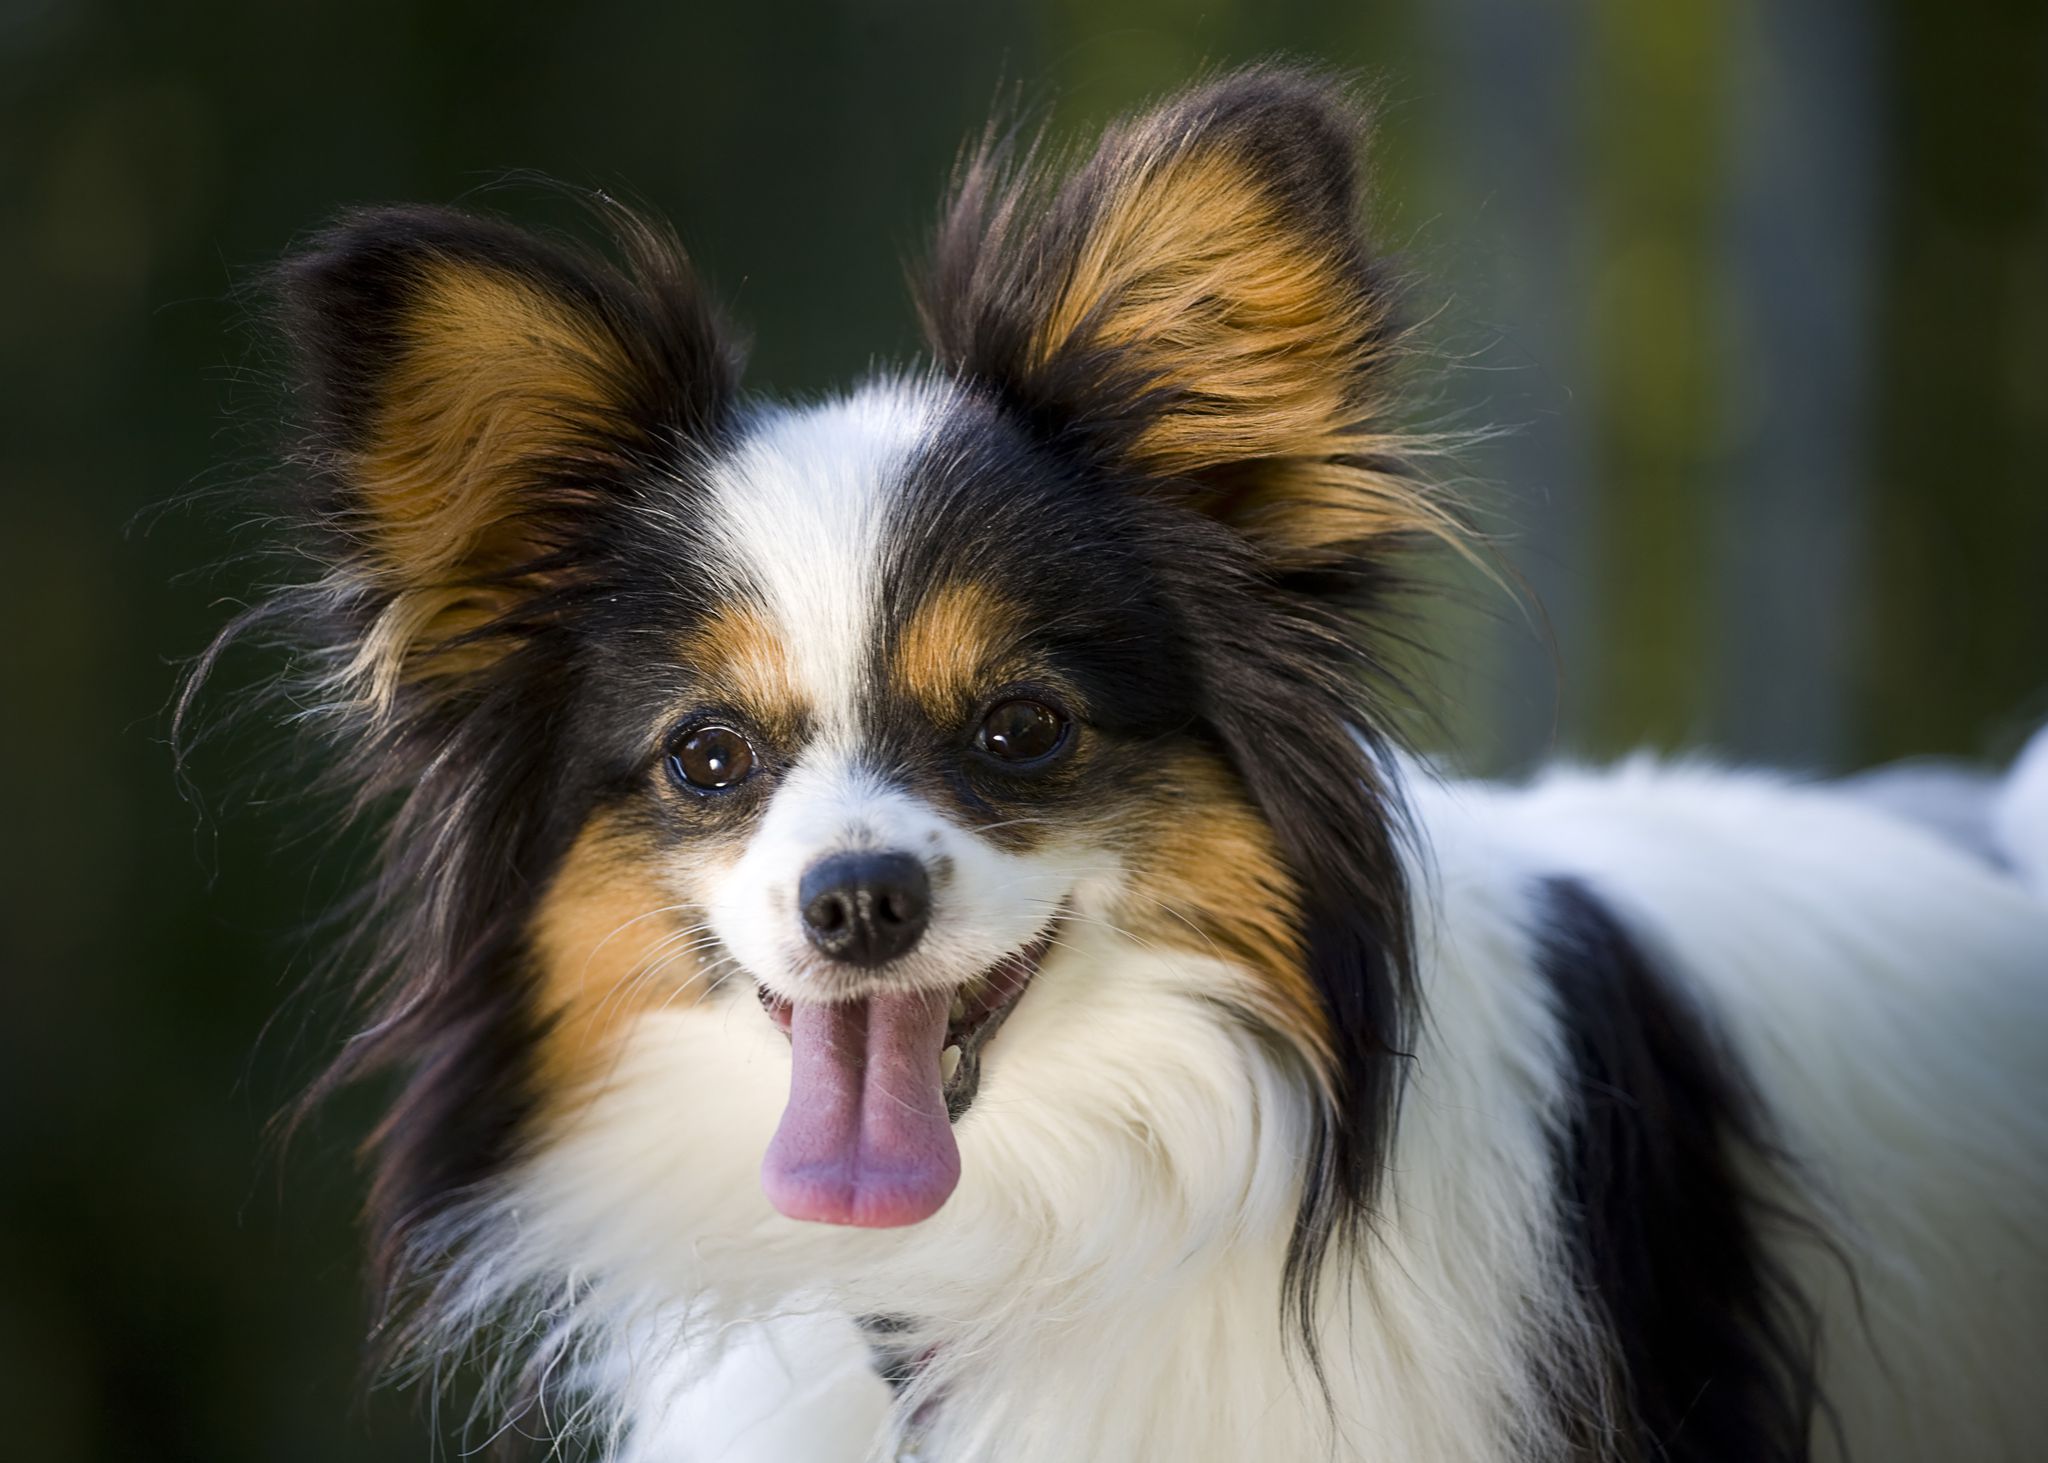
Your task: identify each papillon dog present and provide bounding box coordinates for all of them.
[201,66,2048,1462]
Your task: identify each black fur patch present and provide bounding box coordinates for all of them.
[1535,877,1824,1461]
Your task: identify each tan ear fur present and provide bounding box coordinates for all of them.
[360,264,632,588]
[922,69,1470,565]
[342,263,634,703]
[284,204,736,714]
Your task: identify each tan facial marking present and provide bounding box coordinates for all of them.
[677,602,806,730]
[530,810,702,1098]
[895,580,1019,718]
[1122,749,1334,1090]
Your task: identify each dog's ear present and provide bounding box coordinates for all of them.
[279,204,739,708]
[920,68,1449,565]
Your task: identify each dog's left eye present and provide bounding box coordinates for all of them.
[669,725,756,791]
[976,698,1068,764]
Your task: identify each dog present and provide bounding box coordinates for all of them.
[202,65,2048,1462]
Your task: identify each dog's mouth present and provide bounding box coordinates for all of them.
[756,917,1059,1229]
[755,931,1049,1117]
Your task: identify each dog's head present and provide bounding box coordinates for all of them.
[238,67,1451,1316]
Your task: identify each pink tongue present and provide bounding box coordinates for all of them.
[762,988,960,1227]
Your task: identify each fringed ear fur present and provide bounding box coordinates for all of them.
[918,67,1461,569]
[280,203,739,711]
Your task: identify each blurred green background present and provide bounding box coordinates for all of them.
[2,1,2043,1458]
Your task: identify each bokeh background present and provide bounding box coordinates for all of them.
[3,1,2043,1458]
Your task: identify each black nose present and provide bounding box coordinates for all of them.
[798,851,932,966]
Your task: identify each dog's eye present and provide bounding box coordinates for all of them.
[669,725,756,791]
[976,699,1068,764]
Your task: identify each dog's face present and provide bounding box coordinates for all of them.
[528,385,1280,1229]
[259,70,1440,1291]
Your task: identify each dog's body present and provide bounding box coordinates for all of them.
[529,749,2048,1463]
[208,69,2048,1461]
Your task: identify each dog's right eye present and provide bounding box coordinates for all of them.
[976,698,1069,765]
[669,725,756,791]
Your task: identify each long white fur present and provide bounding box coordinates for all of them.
[419,397,2048,1461]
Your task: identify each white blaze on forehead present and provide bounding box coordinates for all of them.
[699,380,953,734]
[687,379,1084,999]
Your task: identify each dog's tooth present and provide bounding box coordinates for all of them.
[941,1045,962,1083]
[949,993,968,1024]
